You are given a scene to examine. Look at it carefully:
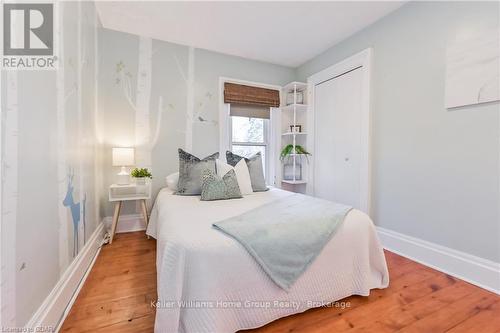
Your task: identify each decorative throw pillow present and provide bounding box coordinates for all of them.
[177,149,219,195]
[201,169,242,201]
[165,172,179,191]
[216,159,253,195]
[226,151,268,192]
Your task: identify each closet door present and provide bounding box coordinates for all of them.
[313,67,363,209]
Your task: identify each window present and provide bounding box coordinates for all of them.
[229,114,270,178]
[221,80,280,185]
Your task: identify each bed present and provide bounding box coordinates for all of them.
[146,187,389,333]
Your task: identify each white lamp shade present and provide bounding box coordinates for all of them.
[112,147,135,166]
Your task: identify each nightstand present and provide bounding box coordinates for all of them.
[108,182,152,244]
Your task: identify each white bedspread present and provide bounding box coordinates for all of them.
[147,188,389,333]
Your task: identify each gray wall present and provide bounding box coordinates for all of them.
[98,28,295,216]
[297,1,500,262]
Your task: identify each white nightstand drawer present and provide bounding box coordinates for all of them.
[109,183,151,202]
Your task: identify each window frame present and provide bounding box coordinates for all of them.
[219,77,281,186]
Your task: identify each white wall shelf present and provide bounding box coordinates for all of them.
[277,81,309,192]
[281,104,308,112]
[282,180,307,185]
[282,81,308,92]
[282,132,307,136]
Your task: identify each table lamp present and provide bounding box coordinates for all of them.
[112,147,135,185]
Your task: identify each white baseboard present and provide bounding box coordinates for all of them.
[25,222,106,331]
[377,226,500,295]
[103,213,146,233]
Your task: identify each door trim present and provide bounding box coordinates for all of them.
[306,48,373,215]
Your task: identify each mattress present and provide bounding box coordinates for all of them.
[147,187,389,333]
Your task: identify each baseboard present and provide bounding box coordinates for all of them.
[25,222,106,330]
[102,213,146,233]
[377,226,500,295]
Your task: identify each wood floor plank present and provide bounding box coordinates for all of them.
[60,232,157,332]
[395,290,498,333]
[61,231,500,333]
[290,274,466,333]
[344,276,477,333]
[92,313,155,333]
[249,266,442,333]
[445,300,500,333]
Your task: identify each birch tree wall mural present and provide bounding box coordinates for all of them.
[1,71,19,327]
[56,8,69,273]
[175,47,218,151]
[1,2,101,326]
[115,38,165,169]
[114,39,215,175]
[102,31,243,218]
[135,37,153,166]
[185,46,195,152]
[61,1,81,266]
[0,2,293,326]
[98,24,293,217]
[62,170,87,257]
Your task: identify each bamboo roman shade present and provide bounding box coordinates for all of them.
[230,104,270,119]
[224,82,280,108]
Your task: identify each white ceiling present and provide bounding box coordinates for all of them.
[95,1,405,67]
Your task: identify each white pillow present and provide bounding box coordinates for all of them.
[166,172,179,191]
[216,159,253,195]
[233,159,254,195]
[216,159,233,177]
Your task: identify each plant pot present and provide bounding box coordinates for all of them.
[283,163,302,181]
[135,178,146,185]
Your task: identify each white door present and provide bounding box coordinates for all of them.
[313,67,363,208]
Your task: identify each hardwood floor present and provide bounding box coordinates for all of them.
[61,231,500,333]
[61,232,157,332]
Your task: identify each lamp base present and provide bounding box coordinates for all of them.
[117,166,130,185]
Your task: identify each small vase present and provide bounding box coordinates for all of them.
[135,178,146,185]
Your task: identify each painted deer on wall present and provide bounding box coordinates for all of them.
[63,170,86,257]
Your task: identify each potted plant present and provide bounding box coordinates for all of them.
[130,167,152,185]
[280,144,311,181]
[280,144,311,161]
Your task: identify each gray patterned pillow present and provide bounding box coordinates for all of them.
[226,151,268,192]
[176,149,219,195]
[201,169,242,201]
